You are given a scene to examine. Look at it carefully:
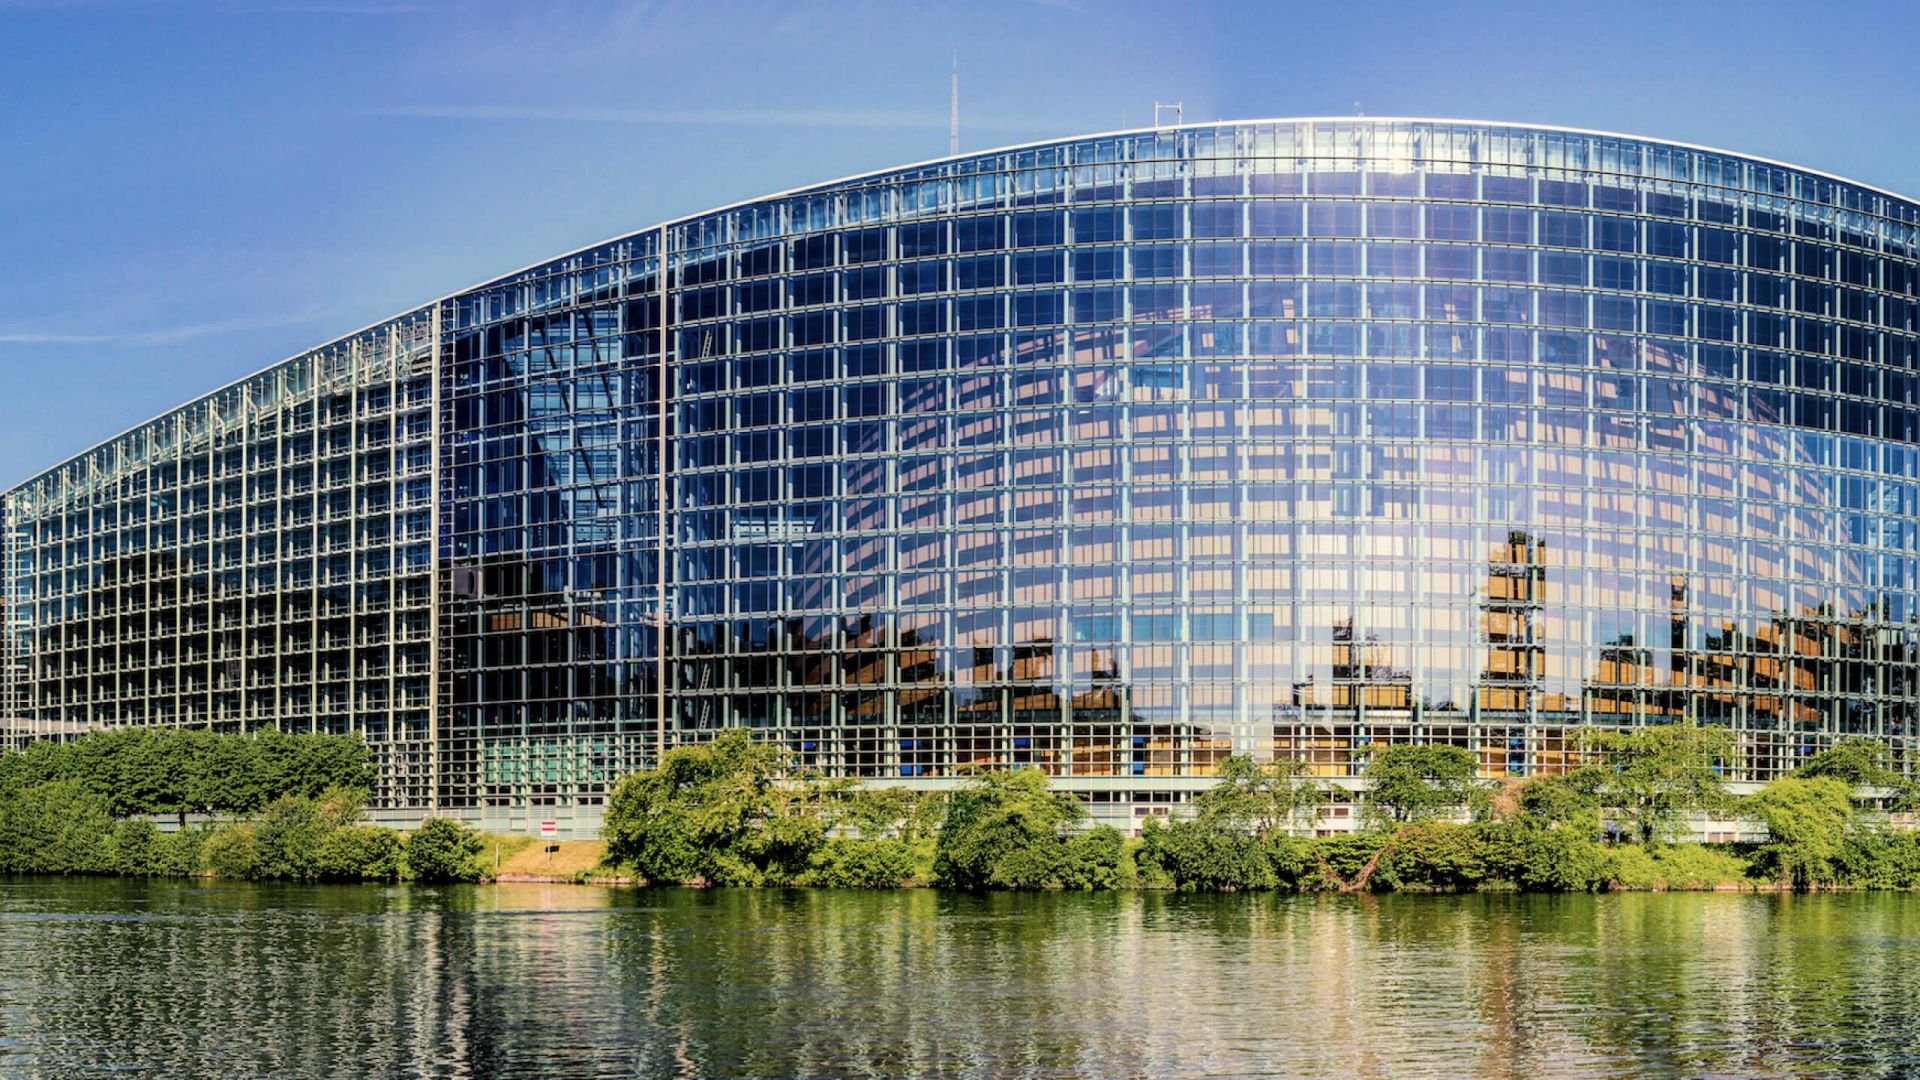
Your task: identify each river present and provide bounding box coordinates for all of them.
[0,877,1914,1077]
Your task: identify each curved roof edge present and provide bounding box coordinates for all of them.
[465,115,1920,299]
[8,115,1917,497]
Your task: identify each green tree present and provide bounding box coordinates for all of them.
[190,733,263,815]
[602,729,828,886]
[1795,737,1919,811]
[1362,744,1481,827]
[0,740,66,801]
[405,818,484,883]
[836,785,945,842]
[93,728,197,820]
[155,729,215,824]
[76,729,152,817]
[1749,776,1855,890]
[933,767,1085,890]
[1578,725,1735,843]
[0,780,115,874]
[0,729,371,822]
[1192,755,1320,839]
[1516,771,1604,827]
[263,732,379,804]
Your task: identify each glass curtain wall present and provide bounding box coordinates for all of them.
[4,119,1919,821]
[643,120,1920,798]
[2,316,437,809]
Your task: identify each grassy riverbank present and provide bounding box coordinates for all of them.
[486,838,627,883]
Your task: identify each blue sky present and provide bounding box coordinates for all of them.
[3,0,1917,487]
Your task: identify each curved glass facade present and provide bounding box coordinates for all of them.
[7,119,1920,827]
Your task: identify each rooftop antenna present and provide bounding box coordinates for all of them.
[949,49,960,155]
[1354,101,1365,117]
[1153,101,1183,128]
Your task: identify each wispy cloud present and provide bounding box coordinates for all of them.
[0,312,325,347]
[259,3,437,12]
[367,104,953,129]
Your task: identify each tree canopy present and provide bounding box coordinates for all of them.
[1362,744,1481,827]
[1190,755,1319,840]
[602,729,831,886]
[0,729,375,819]
[1576,725,1735,843]
[1748,776,1855,889]
[1794,738,1918,810]
[932,767,1092,890]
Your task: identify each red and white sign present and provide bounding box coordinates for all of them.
[539,821,558,837]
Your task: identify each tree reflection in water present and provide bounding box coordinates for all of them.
[0,879,1915,1077]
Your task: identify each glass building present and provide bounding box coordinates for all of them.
[5,118,1920,832]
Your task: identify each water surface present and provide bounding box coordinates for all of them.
[0,878,1915,1077]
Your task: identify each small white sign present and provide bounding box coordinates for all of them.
[539,821,558,837]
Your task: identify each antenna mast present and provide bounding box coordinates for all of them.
[949,49,960,155]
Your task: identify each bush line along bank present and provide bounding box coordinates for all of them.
[603,728,1920,893]
[3,726,1917,892]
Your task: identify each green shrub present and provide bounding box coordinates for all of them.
[203,822,261,880]
[1297,834,1387,891]
[109,817,167,876]
[802,837,929,888]
[1834,827,1920,889]
[1059,826,1126,890]
[1605,843,1754,890]
[984,843,1064,890]
[1137,817,1279,892]
[159,826,211,877]
[315,825,403,882]
[251,797,330,881]
[406,818,484,883]
[1478,818,1610,892]
[1374,823,1490,892]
